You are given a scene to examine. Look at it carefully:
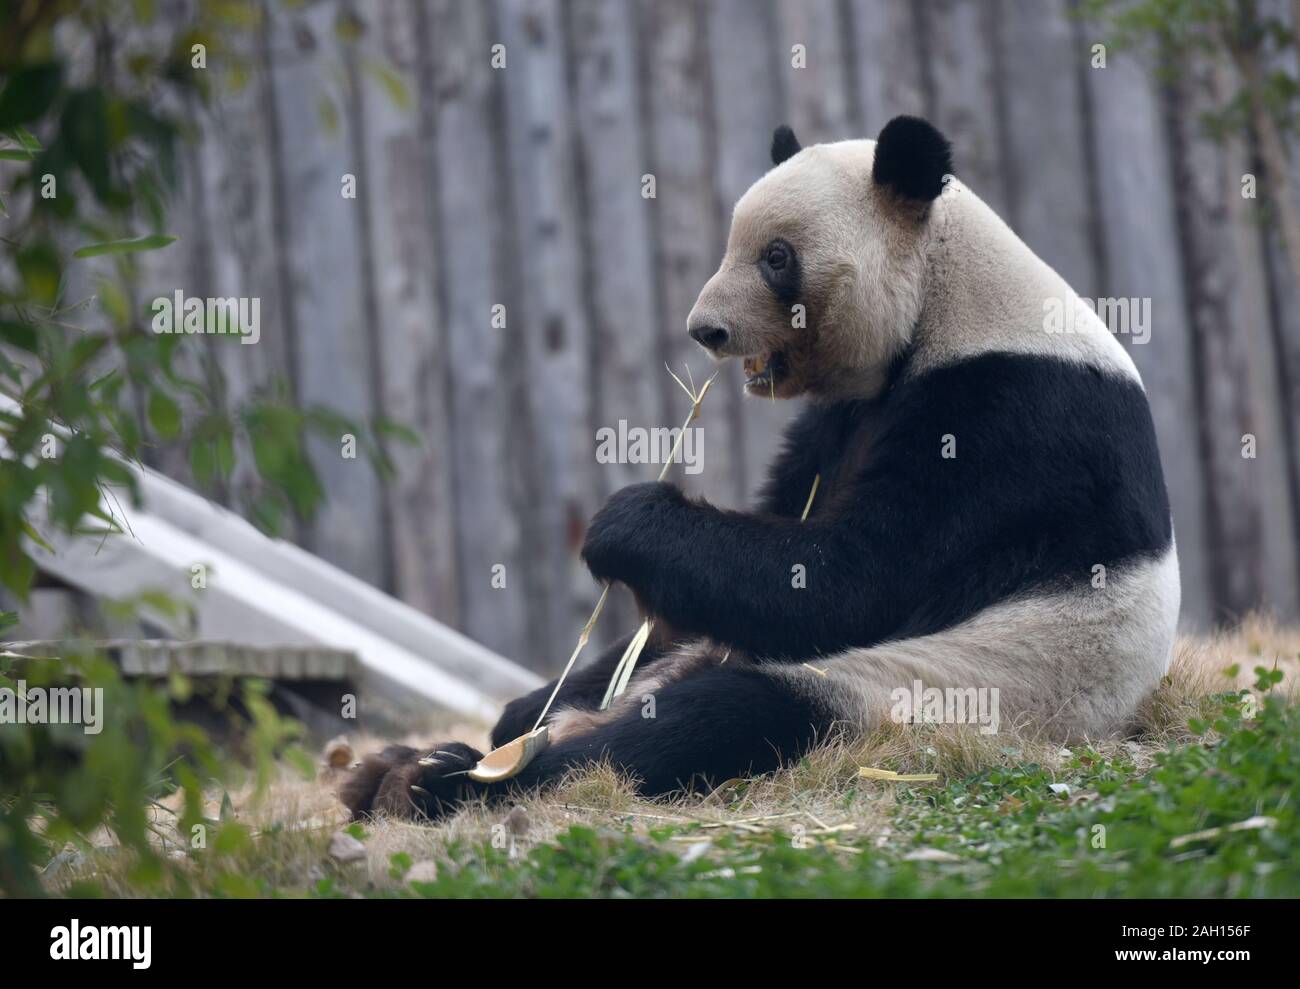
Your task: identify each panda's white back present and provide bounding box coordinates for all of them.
[909,166,1143,386]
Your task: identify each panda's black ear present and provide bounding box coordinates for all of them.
[770,125,801,166]
[871,116,952,202]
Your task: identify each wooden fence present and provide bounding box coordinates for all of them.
[137,0,1300,673]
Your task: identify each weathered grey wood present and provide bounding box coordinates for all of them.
[566,0,664,498]
[564,0,666,641]
[919,0,1009,218]
[774,0,856,144]
[703,0,794,505]
[1261,222,1300,619]
[994,0,1098,290]
[1084,46,1214,628]
[846,0,927,131]
[421,0,529,664]
[343,0,462,623]
[262,0,385,586]
[1259,0,1300,618]
[132,137,210,487]
[181,48,299,523]
[169,7,311,547]
[640,0,746,508]
[1224,115,1300,620]
[105,0,1300,657]
[1166,60,1268,622]
[492,0,597,665]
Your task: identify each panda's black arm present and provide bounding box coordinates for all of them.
[581,481,899,658]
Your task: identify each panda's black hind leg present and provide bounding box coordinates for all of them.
[340,665,830,821]
[505,665,831,798]
[489,630,668,749]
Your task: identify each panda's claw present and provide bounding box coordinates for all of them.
[338,740,485,823]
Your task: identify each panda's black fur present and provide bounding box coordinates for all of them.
[580,354,1171,662]
[770,123,802,166]
[339,117,1176,823]
[871,115,954,202]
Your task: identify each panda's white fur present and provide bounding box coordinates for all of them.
[766,547,1180,741]
[691,137,1140,396]
[908,158,1139,383]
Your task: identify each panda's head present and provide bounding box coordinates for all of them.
[687,116,952,399]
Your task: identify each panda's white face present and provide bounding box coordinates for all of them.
[687,123,948,400]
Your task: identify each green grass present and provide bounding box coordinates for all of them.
[29,635,1300,899]
[330,682,1292,899]
[281,673,1295,899]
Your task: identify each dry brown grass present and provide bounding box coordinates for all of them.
[43,616,1300,895]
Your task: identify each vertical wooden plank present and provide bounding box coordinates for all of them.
[128,141,206,485]
[994,0,1097,289]
[115,0,1300,642]
[1226,141,1300,620]
[492,0,597,666]
[640,0,746,507]
[188,36,301,526]
[1260,221,1300,622]
[705,0,797,505]
[343,0,461,622]
[252,0,309,489]
[1257,0,1300,619]
[60,15,203,487]
[1083,44,1214,627]
[76,199,187,484]
[1166,60,1269,621]
[421,0,529,664]
[262,0,384,585]
[845,0,927,132]
[773,0,855,143]
[566,0,663,496]
[918,0,1010,218]
[564,0,664,641]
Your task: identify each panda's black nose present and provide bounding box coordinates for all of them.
[689,324,729,351]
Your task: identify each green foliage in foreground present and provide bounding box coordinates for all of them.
[1,1,410,603]
[0,647,311,898]
[361,673,1297,899]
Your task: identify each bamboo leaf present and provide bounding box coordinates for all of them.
[73,234,178,258]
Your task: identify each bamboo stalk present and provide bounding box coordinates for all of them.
[529,369,717,726]
[598,371,717,710]
[530,585,610,732]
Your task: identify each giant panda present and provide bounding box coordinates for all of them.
[340,116,1180,822]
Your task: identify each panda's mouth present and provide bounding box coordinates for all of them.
[742,350,787,392]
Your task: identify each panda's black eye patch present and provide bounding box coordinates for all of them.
[759,238,800,305]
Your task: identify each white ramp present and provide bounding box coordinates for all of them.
[7,404,542,721]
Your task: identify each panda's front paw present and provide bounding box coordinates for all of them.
[339,741,483,823]
[581,481,686,586]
